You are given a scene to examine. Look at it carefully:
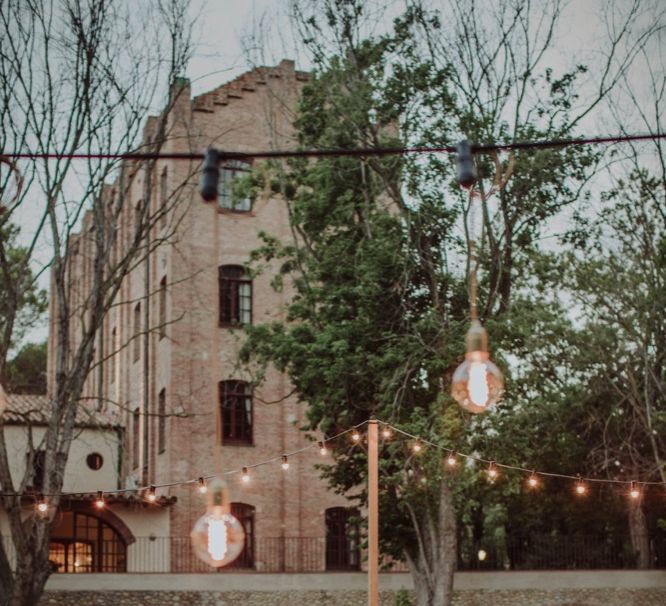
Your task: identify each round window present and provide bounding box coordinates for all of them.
[86,452,104,470]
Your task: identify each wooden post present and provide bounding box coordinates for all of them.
[368,419,379,606]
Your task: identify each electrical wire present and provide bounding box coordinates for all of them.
[2,418,663,503]
[2,132,665,163]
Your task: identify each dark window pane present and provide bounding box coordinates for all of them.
[219,381,252,445]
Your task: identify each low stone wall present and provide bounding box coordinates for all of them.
[39,571,666,606]
[39,588,666,606]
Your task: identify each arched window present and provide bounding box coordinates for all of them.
[219,381,252,445]
[219,265,252,326]
[325,507,360,571]
[230,502,255,569]
[218,160,252,212]
[49,511,127,572]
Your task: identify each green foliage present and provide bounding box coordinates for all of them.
[240,0,655,572]
[0,221,47,378]
[5,342,47,394]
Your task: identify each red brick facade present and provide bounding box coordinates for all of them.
[50,60,354,571]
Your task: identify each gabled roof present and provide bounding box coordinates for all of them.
[2,394,118,428]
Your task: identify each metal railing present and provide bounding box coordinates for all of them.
[2,534,664,573]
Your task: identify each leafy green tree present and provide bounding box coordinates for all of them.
[239,2,653,603]
[4,342,47,395]
[0,222,47,383]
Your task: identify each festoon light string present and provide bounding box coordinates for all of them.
[6,419,663,515]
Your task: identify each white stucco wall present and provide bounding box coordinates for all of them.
[2,424,121,493]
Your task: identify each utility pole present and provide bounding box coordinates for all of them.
[368,419,379,606]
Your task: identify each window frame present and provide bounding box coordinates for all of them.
[132,408,140,470]
[157,388,166,454]
[133,302,141,362]
[218,160,252,212]
[230,502,255,569]
[325,507,361,571]
[219,380,253,446]
[158,276,167,340]
[218,265,252,327]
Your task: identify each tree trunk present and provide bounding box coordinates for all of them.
[406,479,457,606]
[628,500,652,569]
[8,553,50,606]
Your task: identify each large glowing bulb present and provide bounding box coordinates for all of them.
[191,478,245,568]
[451,321,504,413]
[207,515,228,560]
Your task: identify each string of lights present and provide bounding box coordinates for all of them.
[2,131,665,163]
[4,419,663,516]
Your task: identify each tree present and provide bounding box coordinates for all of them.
[240,1,659,604]
[0,222,47,383]
[4,343,47,395]
[0,2,197,604]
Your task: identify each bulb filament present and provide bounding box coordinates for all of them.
[207,516,228,561]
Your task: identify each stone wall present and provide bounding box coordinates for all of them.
[38,588,666,606]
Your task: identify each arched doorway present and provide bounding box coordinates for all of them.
[49,510,127,572]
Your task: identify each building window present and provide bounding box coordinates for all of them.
[133,303,141,362]
[219,381,252,445]
[218,265,251,326]
[132,408,140,469]
[110,327,116,383]
[218,160,251,212]
[86,453,104,471]
[50,511,126,573]
[158,388,166,454]
[159,276,167,340]
[325,507,361,571]
[160,167,168,228]
[230,503,255,569]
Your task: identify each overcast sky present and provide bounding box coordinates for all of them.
[11,0,665,348]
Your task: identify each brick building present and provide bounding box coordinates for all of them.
[45,60,360,573]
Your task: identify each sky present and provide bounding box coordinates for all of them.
[9,0,665,349]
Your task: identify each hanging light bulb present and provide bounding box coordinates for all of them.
[36,496,48,514]
[629,481,640,500]
[198,478,208,494]
[94,491,105,509]
[575,478,587,496]
[486,461,498,481]
[318,441,328,455]
[281,455,290,471]
[381,425,392,439]
[351,430,361,443]
[451,321,504,413]
[527,472,539,489]
[146,486,157,502]
[446,451,457,467]
[191,477,245,568]
[241,467,250,483]
[412,439,422,453]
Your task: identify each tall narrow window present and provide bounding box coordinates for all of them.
[132,409,140,469]
[158,276,167,340]
[110,328,116,383]
[133,303,141,362]
[218,265,252,326]
[219,381,252,445]
[230,503,255,568]
[160,167,168,228]
[158,388,166,454]
[325,507,361,571]
[218,160,251,211]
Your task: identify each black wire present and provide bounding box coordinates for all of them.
[2,132,664,162]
